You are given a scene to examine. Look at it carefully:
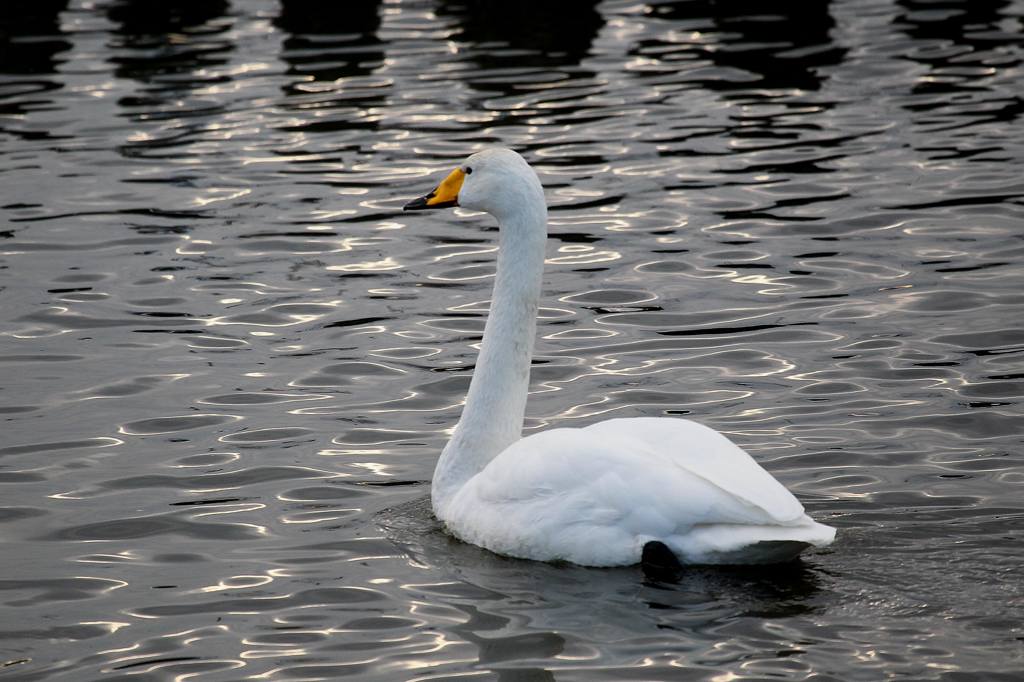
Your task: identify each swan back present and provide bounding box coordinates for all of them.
[583,418,805,522]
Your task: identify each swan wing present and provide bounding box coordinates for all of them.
[582,417,806,523]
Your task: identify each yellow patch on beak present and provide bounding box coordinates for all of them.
[404,167,465,211]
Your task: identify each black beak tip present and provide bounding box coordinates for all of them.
[403,195,458,211]
[403,196,429,211]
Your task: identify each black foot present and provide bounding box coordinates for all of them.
[641,540,684,582]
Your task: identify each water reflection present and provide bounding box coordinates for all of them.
[894,0,1023,157]
[897,0,1021,94]
[663,563,824,619]
[637,0,846,91]
[374,497,829,679]
[275,0,384,94]
[381,496,824,620]
[0,0,70,75]
[435,0,603,101]
[0,0,69,134]
[449,602,563,678]
[437,0,603,69]
[106,0,233,92]
[4,0,1024,678]
[897,0,1012,52]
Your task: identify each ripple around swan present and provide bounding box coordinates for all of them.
[2,0,1024,679]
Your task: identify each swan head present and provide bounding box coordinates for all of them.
[403,148,544,223]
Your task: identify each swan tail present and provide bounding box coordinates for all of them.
[702,539,812,565]
[669,518,835,565]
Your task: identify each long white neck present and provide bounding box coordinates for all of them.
[432,193,547,515]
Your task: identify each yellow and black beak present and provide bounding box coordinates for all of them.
[403,167,465,211]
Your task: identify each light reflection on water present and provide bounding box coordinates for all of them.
[2,0,1023,679]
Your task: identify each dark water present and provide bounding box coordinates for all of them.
[2,0,1023,679]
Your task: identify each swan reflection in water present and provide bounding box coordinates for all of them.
[378,495,827,631]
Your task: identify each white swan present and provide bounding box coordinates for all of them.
[404,148,835,567]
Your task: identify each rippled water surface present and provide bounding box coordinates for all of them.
[2,0,1024,679]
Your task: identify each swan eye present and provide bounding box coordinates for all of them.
[465,166,473,175]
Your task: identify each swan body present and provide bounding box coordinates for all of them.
[404,148,835,566]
